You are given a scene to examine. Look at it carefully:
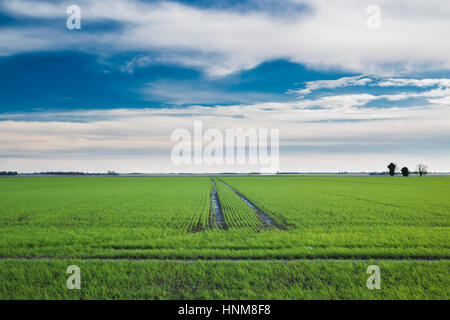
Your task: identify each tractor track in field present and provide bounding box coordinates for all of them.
[0,257,447,262]
[211,178,227,230]
[217,179,283,229]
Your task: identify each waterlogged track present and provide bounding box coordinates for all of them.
[211,179,226,229]
[218,179,281,229]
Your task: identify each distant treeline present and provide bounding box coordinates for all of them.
[369,172,424,176]
[0,171,18,175]
[38,171,87,175]
[36,171,119,176]
[276,171,429,176]
[277,172,385,175]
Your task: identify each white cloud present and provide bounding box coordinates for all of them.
[289,75,373,95]
[429,96,450,105]
[290,75,450,97]
[1,0,449,76]
[376,78,450,87]
[141,81,277,105]
[119,56,153,74]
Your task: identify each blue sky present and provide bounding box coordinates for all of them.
[0,0,449,172]
[0,52,348,111]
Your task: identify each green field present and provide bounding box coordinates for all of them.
[0,176,449,299]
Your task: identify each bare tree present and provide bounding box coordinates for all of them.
[417,164,428,177]
[387,163,396,177]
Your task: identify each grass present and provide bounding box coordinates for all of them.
[214,178,264,231]
[1,176,447,259]
[0,260,448,300]
[221,176,450,259]
[0,176,449,299]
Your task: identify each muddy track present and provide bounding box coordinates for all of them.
[211,178,227,230]
[218,179,283,229]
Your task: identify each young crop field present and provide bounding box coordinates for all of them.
[0,176,449,299]
[213,178,264,231]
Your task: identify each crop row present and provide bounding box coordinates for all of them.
[213,178,264,231]
[219,178,288,227]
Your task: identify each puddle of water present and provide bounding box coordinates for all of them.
[211,180,226,229]
[220,180,278,227]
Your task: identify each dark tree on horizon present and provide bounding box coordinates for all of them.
[401,167,409,177]
[388,163,396,177]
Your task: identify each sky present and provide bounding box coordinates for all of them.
[0,0,449,173]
